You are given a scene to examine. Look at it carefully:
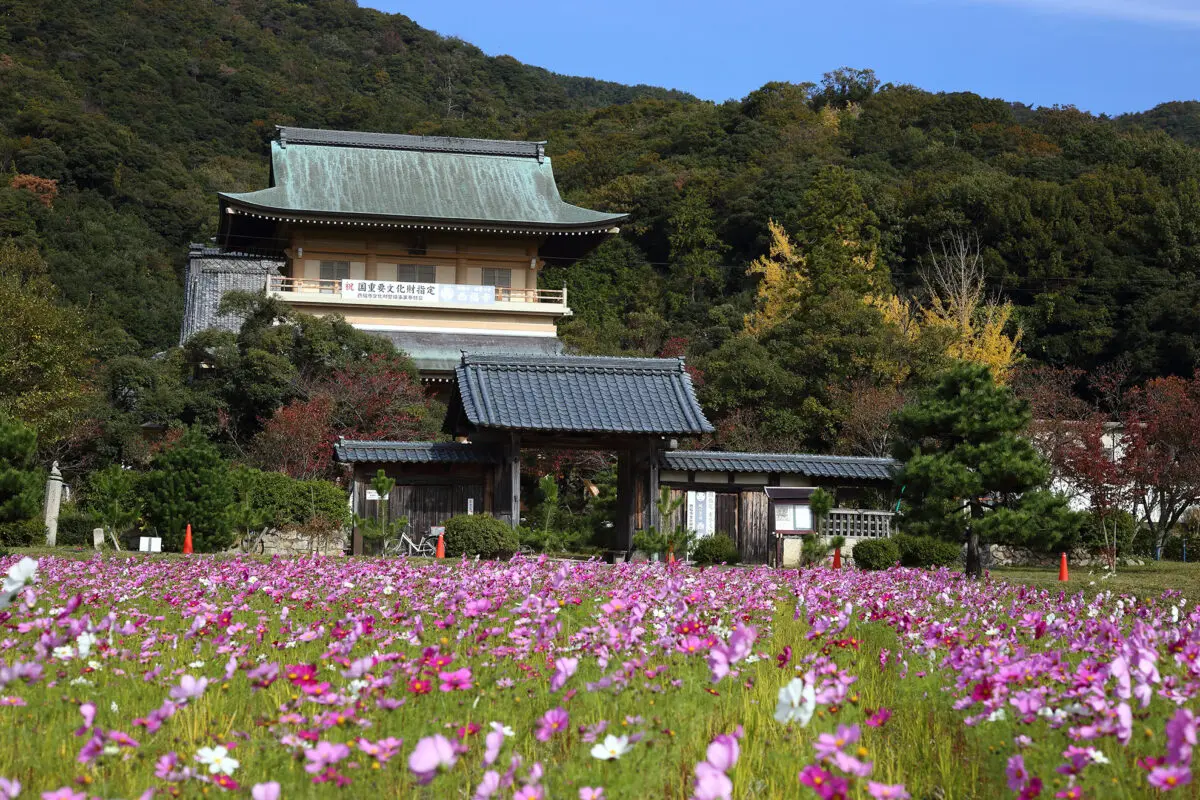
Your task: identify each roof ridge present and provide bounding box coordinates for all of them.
[276,126,547,159]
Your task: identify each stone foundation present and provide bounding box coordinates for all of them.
[248,528,348,557]
[979,544,1144,569]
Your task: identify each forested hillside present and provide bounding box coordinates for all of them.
[4,0,1200,470]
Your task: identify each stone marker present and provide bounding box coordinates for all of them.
[44,462,63,547]
[93,528,105,551]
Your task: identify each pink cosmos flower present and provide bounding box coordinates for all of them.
[867,782,911,799]
[251,783,281,800]
[814,724,861,760]
[799,764,848,799]
[169,675,208,701]
[409,734,457,783]
[1165,708,1196,765]
[579,789,604,800]
[865,708,892,728]
[474,771,501,799]
[535,707,569,742]
[693,761,733,800]
[0,778,20,800]
[41,789,86,800]
[1148,765,1192,791]
[74,702,95,736]
[514,787,544,800]
[705,734,740,772]
[304,741,350,774]
[550,657,578,692]
[439,667,473,692]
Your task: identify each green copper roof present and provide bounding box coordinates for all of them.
[219,128,626,232]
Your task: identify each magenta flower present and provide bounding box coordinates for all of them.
[1148,765,1192,791]
[799,764,848,798]
[865,708,892,728]
[438,667,473,692]
[304,740,350,774]
[1007,755,1029,792]
[866,782,911,799]
[535,707,569,742]
[550,657,579,692]
[409,734,457,783]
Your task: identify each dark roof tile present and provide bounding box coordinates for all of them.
[661,451,897,481]
[333,441,501,464]
[451,354,713,435]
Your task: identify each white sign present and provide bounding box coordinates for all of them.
[138,537,162,553]
[342,279,496,305]
[467,497,475,515]
[687,491,717,537]
[366,489,389,501]
[774,504,813,532]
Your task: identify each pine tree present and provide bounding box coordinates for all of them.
[0,413,41,525]
[140,429,234,552]
[893,363,1081,577]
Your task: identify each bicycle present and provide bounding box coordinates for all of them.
[381,526,438,558]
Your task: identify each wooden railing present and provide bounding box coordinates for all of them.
[267,276,567,305]
[823,509,894,540]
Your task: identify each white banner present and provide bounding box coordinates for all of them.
[341,279,496,305]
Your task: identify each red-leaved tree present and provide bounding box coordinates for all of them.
[1122,374,1200,554]
[251,353,437,479]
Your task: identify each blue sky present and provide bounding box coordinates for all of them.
[364,0,1200,116]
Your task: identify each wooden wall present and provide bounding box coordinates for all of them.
[353,463,490,539]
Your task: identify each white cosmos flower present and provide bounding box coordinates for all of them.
[2,557,37,594]
[110,701,119,713]
[53,646,75,661]
[69,676,92,686]
[195,745,239,775]
[189,661,206,669]
[774,677,817,726]
[590,734,633,760]
[986,708,1007,723]
[491,722,515,738]
[1087,748,1110,765]
[75,632,98,659]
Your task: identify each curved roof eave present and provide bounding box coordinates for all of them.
[218,193,627,234]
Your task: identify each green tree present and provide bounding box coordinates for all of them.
[84,464,141,548]
[140,429,234,552]
[893,363,1081,577]
[0,413,41,527]
[0,241,95,446]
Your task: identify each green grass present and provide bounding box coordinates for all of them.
[991,560,1200,601]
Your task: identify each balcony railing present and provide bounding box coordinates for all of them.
[267,276,567,306]
[822,509,894,540]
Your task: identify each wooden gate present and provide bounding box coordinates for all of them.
[738,491,771,564]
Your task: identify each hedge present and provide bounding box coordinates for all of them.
[852,538,900,570]
[892,534,961,568]
[692,534,740,565]
[443,514,519,560]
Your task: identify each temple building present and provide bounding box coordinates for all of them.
[181,126,626,381]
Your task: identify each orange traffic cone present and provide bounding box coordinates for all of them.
[832,546,842,570]
[667,547,676,566]
[1058,552,1069,582]
[436,530,445,559]
[183,524,194,555]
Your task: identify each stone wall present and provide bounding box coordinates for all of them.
[252,528,348,557]
[978,544,1144,568]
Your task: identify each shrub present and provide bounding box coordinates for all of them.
[0,413,40,527]
[56,504,98,547]
[231,467,349,530]
[140,429,234,552]
[853,538,900,570]
[0,517,40,547]
[692,534,740,565]
[893,534,961,568]
[443,514,518,560]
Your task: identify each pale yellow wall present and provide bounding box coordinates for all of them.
[288,227,543,287]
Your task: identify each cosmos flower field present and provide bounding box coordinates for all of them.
[0,554,1197,799]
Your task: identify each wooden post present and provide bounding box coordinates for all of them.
[350,471,363,556]
[647,441,661,533]
[615,449,635,552]
[508,433,521,528]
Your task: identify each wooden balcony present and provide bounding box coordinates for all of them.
[822,509,894,540]
[266,276,569,315]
